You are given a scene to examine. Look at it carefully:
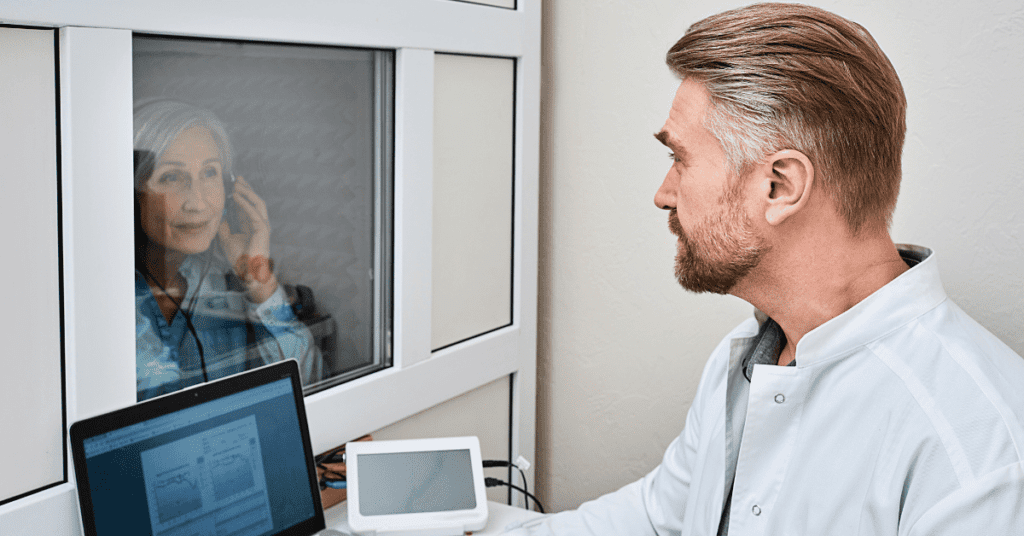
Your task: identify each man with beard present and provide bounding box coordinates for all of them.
[511,3,1024,535]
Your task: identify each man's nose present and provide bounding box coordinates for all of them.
[654,171,674,210]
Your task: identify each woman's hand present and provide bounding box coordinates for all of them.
[217,175,278,304]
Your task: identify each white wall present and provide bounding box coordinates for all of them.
[536,0,1024,512]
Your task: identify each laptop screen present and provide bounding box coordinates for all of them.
[71,360,324,536]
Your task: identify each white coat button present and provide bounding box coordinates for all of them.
[774,393,785,404]
[752,505,762,516]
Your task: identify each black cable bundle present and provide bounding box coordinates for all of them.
[316,446,347,490]
[482,460,544,513]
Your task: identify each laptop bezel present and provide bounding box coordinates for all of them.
[69,359,326,536]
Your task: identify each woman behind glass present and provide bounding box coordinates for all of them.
[134,100,322,401]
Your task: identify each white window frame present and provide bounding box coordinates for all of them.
[0,2,539,533]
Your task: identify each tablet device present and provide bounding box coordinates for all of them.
[345,437,488,536]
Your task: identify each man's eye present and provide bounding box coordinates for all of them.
[668,152,681,163]
[202,166,220,179]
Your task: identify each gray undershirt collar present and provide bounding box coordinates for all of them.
[743,316,791,382]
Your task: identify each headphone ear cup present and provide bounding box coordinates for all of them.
[223,173,237,231]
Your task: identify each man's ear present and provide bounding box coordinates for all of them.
[760,150,814,226]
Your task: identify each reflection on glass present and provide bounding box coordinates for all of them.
[134,101,322,400]
[133,37,393,401]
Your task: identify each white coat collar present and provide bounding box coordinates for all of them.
[789,244,946,366]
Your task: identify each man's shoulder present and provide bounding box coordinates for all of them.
[874,297,1024,375]
[867,298,1024,476]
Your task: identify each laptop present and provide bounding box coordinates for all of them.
[70,359,344,536]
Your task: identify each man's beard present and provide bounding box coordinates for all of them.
[668,198,768,294]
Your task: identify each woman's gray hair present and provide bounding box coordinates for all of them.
[132,100,234,190]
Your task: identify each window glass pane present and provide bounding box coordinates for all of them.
[132,36,392,401]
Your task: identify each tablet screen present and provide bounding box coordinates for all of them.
[356,449,476,516]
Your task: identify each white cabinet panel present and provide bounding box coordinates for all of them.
[0,26,62,504]
[373,376,511,503]
[432,54,515,350]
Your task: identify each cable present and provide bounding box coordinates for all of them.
[317,445,347,490]
[140,263,209,383]
[482,460,532,511]
[516,465,530,511]
[183,259,212,381]
[484,477,545,514]
[316,447,346,466]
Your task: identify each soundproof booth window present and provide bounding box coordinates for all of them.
[132,35,394,401]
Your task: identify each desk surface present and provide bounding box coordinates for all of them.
[325,500,546,535]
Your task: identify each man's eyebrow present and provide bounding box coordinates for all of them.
[654,130,671,147]
[654,130,688,159]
